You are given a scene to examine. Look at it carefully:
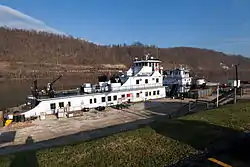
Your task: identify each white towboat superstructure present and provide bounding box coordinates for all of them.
[163,65,192,94]
[22,54,166,118]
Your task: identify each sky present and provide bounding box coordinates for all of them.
[1,0,250,56]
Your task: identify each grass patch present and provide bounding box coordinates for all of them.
[1,102,250,167]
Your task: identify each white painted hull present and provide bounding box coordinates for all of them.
[23,86,166,118]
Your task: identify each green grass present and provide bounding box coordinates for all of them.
[1,102,250,167]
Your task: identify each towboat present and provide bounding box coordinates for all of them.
[19,54,166,119]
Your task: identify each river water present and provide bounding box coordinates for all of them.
[0,79,85,109]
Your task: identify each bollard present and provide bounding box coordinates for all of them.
[0,111,4,127]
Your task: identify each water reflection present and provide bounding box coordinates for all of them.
[0,79,84,108]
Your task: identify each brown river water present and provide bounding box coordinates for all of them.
[0,79,85,109]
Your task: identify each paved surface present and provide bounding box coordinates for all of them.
[0,98,192,155]
[181,139,250,167]
[0,95,247,156]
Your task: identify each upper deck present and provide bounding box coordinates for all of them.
[29,83,164,101]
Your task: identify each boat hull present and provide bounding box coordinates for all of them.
[23,86,166,118]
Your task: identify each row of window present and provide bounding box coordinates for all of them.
[50,101,71,110]
[90,94,120,104]
[145,90,160,97]
[135,90,160,98]
[136,78,159,84]
[49,90,161,109]
[135,62,159,67]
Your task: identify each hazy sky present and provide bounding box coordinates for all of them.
[1,0,250,56]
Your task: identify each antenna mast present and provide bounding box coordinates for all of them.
[156,46,159,59]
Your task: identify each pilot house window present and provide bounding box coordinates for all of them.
[108,96,111,101]
[156,78,159,83]
[113,95,117,101]
[145,79,148,84]
[136,80,139,84]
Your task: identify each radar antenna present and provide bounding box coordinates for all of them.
[145,53,150,60]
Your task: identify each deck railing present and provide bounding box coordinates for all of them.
[111,83,163,91]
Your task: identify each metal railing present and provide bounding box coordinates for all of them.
[111,83,163,91]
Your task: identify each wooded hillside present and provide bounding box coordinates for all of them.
[0,27,250,83]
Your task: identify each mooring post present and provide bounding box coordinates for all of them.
[188,102,192,112]
[234,87,237,104]
[216,85,219,108]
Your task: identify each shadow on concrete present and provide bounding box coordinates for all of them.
[0,100,193,156]
[0,131,16,144]
[9,136,39,167]
[120,100,189,119]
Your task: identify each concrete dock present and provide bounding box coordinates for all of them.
[0,98,194,155]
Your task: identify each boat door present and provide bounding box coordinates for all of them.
[50,103,56,114]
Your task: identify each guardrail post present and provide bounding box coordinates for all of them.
[234,87,237,104]
[188,102,192,112]
[216,85,219,108]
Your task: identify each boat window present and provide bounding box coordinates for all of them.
[59,102,64,108]
[90,99,92,104]
[113,95,117,101]
[102,97,105,102]
[153,91,156,95]
[94,98,97,103]
[50,103,56,109]
[156,78,159,83]
[157,90,160,95]
[149,92,151,96]
[145,79,148,84]
[108,96,111,101]
[68,102,71,107]
[136,93,140,98]
[136,80,139,84]
[121,94,125,98]
[149,63,152,67]
[145,92,148,96]
[145,62,148,66]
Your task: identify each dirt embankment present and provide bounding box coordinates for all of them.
[0,61,127,83]
[1,27,250,83]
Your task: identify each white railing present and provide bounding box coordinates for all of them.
[111,83,163,91]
